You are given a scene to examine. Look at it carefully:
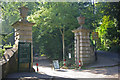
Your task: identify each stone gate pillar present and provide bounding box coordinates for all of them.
[12,7,35,71]
[72,16,95,66]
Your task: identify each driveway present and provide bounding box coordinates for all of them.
[33,52,119,79]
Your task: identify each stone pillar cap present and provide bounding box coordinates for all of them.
[72,26,91,33]
[18,6,29,19]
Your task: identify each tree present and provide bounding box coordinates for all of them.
[28,2,96,60]
[0,2,38,45]
[96,16,117,50]
[95,2,120,52]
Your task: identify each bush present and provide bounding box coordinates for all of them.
[4,43,12,49]
[0,43,13,59]
[59,56,76,69]
[66,58,75,67]
[59,61,64,67]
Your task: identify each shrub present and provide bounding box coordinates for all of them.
[4,43,12,49]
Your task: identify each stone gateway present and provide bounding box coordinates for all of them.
[72,15,95,66]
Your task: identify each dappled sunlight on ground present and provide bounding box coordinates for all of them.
[80,66,118,78]
[33,52,119,78]
[33,61,118,78]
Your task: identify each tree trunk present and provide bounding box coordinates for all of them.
[62,29,65,62]
[59,27,65,63]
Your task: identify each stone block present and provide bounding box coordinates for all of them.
[80,50,90,53]
[80,39,89,42]
[79,47,90,51]
[74,41,76,44]
[80,58,91,62]
[79,32,89,36]
[18,37,32,41]
[19,35,32,39]
[79,43,90,47]
[20,26,32,31]
[74,48,76,50]
[80,35,89,39]
[15,26,32,31]
[79,54,90,58]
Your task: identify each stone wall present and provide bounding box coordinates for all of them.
[1,48,35,78]
[2,48,18,78]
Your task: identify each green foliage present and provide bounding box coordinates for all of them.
[1,2,120,60]
[66,58,75,67]
[0,2,20,45]
[0,36,2,45]
[0,48,2,54]
[0,43,12,58]
[28,2,96,60]
[4,43,12,48]
[94,2,120,52]
[1,2,98,60]
[0,2,39,45]
[1,32,14,42]
[59,59,77,69]
[59,61,64,67]
[60,52,75,68]
[96,15,119,51]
